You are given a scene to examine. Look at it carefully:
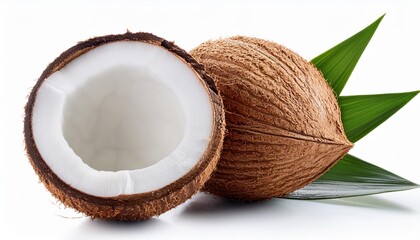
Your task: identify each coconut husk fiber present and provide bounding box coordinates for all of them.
[190,36,352,200]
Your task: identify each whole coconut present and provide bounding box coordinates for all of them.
[190,36,353,200]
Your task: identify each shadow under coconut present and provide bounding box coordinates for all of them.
[314,195,415,213]
[182,193,281,217]
[70,217,165,238]
[182,192,415,219]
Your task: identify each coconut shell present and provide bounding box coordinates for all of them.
[190,36,353,200]
[24,32,225,221]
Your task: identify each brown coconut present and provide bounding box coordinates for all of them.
[24,32,225,220]
[190,36,353,200]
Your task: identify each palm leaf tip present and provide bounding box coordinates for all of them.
[286,154,418,200]
[311,14,385,95]
[340,90,420,143]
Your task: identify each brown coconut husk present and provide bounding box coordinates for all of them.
[190,36,352,200]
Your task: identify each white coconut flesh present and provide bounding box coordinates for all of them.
[32,42,214,197]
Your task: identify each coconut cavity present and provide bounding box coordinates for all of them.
[25,33,225,221]
[191,36,352,200]
[62,66,185,171]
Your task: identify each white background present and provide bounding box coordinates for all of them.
[1,0,419,239]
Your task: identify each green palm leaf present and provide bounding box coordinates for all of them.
[340,91,419,143]
[287,154,418,200]
[287,15,420,200]
[312,15,384,95]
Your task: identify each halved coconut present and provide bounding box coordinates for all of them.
[24,32,225,221]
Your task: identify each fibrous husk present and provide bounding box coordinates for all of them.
[190,36,352,200]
